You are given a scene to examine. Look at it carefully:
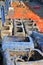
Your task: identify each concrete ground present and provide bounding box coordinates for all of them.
[28,1,43,18]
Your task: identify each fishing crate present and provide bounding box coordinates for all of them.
[0,20,2,30]
[1,26,12,39]
[14,19,25,37]
[23,19,39,35]
[3,48,43,65]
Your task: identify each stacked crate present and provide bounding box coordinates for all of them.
[14,19,25,37]
[4,20,13,29]
[2,36,34,51]
[1,20,13,39]
[2,36,36,65]
[23,19,33,35]
[32,22,39,31]
[0,20,2,30]
[2,35,43,65]
[2,36,43,65]
[23,19,39,35]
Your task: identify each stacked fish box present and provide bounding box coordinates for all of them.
[2,36,34,65]
[4,20,13,29]
[2,36,43,65]
[1,20,13,39]
[23,19,39,35]
[23,19,33,35]
[14,19,25,37]
[1,26,12,39]
[2,36,34,51]
[32,22,39,31]
[0,20,2,30]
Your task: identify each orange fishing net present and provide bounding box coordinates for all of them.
[9,2,43,32]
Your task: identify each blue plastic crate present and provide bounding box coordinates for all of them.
[2,36,34,51]
[37,40,43,52]
[32,31,43,40]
